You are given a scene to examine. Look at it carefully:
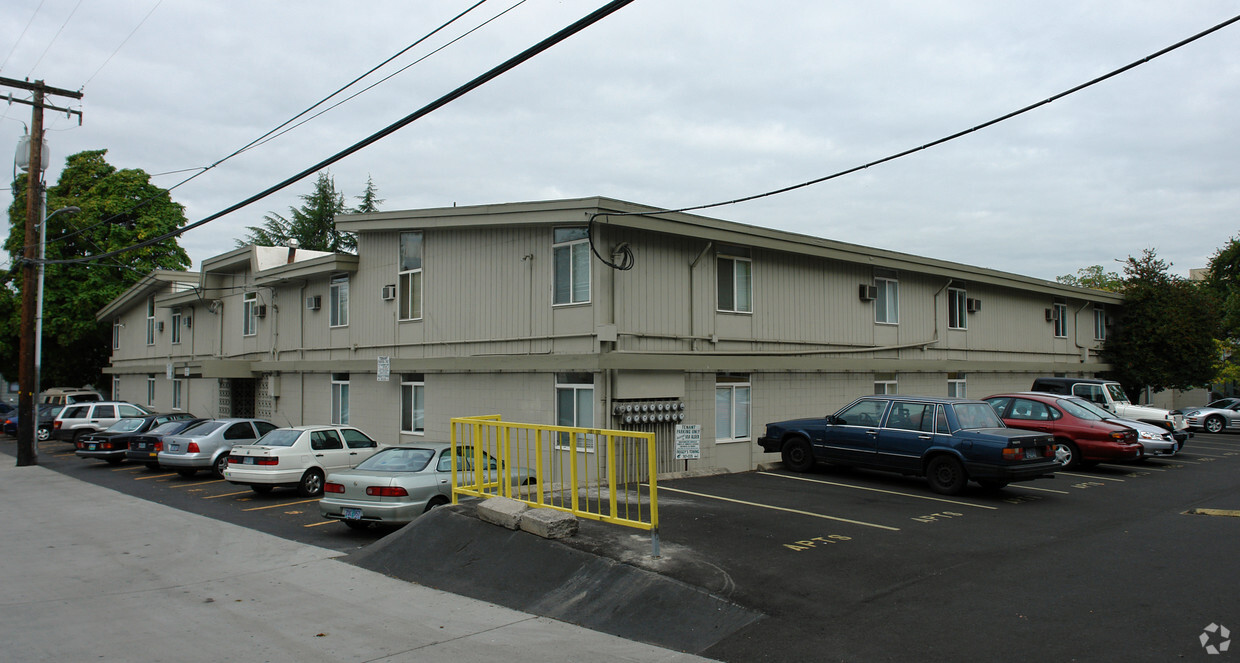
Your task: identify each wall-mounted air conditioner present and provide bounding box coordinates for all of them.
[966,298,981,313]
[157,321,165,332]
[256,305,267,319]
[381,284,396,301]
[1045,308,1059,321]
[859,284,878,301]
[306,295,321,311]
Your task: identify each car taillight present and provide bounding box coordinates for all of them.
[154,441,163,452]
[324,482,345,494]
[187,442,200,453]
[1002,447,1024,461]
[366,486,409,497]
[54,421,62,430]
[1043,445,1054,458]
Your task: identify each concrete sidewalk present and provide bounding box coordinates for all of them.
[0,461,712,663]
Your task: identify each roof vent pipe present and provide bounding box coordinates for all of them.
[287,238,299,264]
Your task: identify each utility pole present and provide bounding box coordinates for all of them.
[3,76,83,466]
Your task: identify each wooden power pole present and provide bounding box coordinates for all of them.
[2,77,83,466]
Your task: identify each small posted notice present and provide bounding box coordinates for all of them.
[675,424,701,460]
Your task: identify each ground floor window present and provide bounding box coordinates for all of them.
[401,374,424,434]
[715,374,751,441]
[947,377,967,398]
[555,373,595,451]
[331,373,350,425]
[112,377,120,401]
[172,379,184,410]
[874,380,898,395]
[147,375,156,406]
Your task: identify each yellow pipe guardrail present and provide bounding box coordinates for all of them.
[450,415,660,553]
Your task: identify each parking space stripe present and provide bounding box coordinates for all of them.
[303,520,336,528]
[757,472,998,510]
[1011,485,1071,494]
[171,479,225,488]
[134,473,178,481]
[204,490,252,499]
[657,484,900,531]
[242,498,319,512]
[1057,472,1125,481]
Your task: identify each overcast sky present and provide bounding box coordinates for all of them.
[2,1,1237,281]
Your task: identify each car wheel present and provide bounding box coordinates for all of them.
[297,468,325,497]
[36,428,49,441]
[1052,440,1081,469]
[212,453,230,478]
[781,437,815,473]
[176,468,197,478]
[1204,415,1225,434]
[926,455,967,495]
[424,496,450,513]
[72,430,88,445]
[250,484,273,494]
[977,480,1008,491]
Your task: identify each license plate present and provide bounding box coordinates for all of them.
[244,457,255,465]
[169,444,179,452]
[343,508,363,520]
[1025,448,1039,459]
[88,444,97,451]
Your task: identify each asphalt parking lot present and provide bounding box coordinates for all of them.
[7,431,1240,662]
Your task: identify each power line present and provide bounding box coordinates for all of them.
[81,0,163,90]
[39,0,639,266]
[25,0,83,78]
[0,0,47,73]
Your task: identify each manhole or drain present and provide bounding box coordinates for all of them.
[1183,508,1240,518]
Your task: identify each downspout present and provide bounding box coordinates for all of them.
[1073,301,1093,362]
[689,242,713,351]
[931,279,953,349]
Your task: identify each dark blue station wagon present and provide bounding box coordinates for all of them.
[757,395,1059,495]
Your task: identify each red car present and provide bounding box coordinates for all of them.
[984,393,1141,469]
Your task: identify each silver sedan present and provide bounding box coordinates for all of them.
[1183,401,1240,434]
[319,443,536,530]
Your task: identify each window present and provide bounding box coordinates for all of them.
[1053,302,1068,338]
[146,376,155,406]
[112,377,121,401]
[330,275,349,327]
[172,379,183,410]
[145,297,156,345]
[553,227,590,305]
[555,373,594,451]
[948,288,967,330]
[401,374,425,434]
[171,309,182,344]
[947,377,967,398]
[716,256,753,313]
[342,429,377,449]
[715,374,751,441]
[836,399,889,426]
[310,430,344,451]
[887,402,935,432]
[113,320,121,350]
[874,380,898,395]
[1093,307,1106,341]
[331,373,349,425]
[399,232,423,321]
[243,292,258,336]
[875,277,899,324]
[224,422,257,441]
[1007,398,1056,422]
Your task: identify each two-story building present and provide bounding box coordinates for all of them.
[100,197,1123,472]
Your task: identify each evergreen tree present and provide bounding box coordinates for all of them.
[238,171,367,252]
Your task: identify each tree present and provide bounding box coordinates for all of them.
[1101,249,1219,396]
[237,171,372,253]
[1056,265,1124,292]
[353,175,384,215]
[1203,235,1240,338]
[1,149,190,389]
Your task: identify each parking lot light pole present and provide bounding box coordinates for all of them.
[31,205,80,460]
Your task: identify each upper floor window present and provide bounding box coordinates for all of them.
[331,373,350,425]
[145,297,156,345]
[171,308,182,345]
[717,256,753,313]
[399,232,423,321]
[1093,307,1106,341]
[947,288,967,330]
[715,374,751,441]
[243,292,258,336]
[553,227,590,305]
[875,277,899,324]
[113,320,121,350]
[1053,302,1068,338]
[330,275,349,327]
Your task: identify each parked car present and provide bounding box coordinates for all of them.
[125,418,211,469]
[224,425,383,497]
[41,387,103,406]
[74,413,201,465]
[1029,377,1186,432]
[52,402,153,443]
[1181,401,1240,434]
[1057,396,1185,460]
[3,404,61,440]
[319,443,537,529]
[757,395,1057,495]
[158,418,279,478]
[985,393,1142,469]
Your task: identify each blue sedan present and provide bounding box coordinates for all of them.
[758,395,1058,495]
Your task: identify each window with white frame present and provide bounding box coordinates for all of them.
[401,374,425,434]
[146,375,155,406]
[947,377,967,398]
[875,277,899,324]
[113,320,121,350]
[555,373,595,451]
[171,308,182,344]
[717,256,753,313]
[145,297,156,345]
[1093,307,1106,341]
[553,227,590,305]
[330,275,349,327]
[243,292,258,336]
[172,379,183,410]
[331,373,350,424]
[874,380,898,395]
[948,287,967,330]
[715,374,751,441]
[1053,302,1068,338]
[113,377,121,401]
[398,232,423,321]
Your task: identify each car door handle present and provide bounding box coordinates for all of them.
[918,434,932,440]
[315,453,325,457]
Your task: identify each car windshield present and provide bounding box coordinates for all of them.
[356,447,435,472]
[150,421,190,435]
[1059,398,1104,421]
[952,403,1004,429]
[1105,383,1131,403]
[1065,398,1113,420]
[256,429,302,447]
[106,418,147,432]
[183,421,225,436]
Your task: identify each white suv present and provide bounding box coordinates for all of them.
[52,402,152,443]
[223,425,383,497]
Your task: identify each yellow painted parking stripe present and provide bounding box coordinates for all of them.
[1011,485,1071,494]
[656,484,900,531]
[242,498,319,512]
[204,490,253,499]
[1184,508,1240,518]
[1184,451,1228,458]
[134,472,178,481]
[303,520,337,528]
[1057,472,1125,481]
[171,479,225,488]
[758,472,998,510]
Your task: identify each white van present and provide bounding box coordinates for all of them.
[41,388,104,406]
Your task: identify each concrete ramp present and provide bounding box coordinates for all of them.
[346,504,763,654]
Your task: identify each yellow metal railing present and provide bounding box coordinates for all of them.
[450,415,659,552]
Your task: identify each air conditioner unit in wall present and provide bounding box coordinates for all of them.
[381,284,396,301]
[859,284,878,301]
[157,321,165,332]
[1045,308,1059,321]
[306,295,321,311]
[966,298,981,313]
[257,305,267,318]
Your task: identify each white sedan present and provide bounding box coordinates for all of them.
[223,425,383,497]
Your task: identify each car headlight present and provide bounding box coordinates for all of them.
[1137,430,1158,440]
[1184,410,1199,416]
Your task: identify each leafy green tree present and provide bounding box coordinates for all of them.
[1,149,190,389]
[1102,249,1219,396]
[1056,265,1124,292]
[1203,236,1240,338]
[237,171,369,252]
